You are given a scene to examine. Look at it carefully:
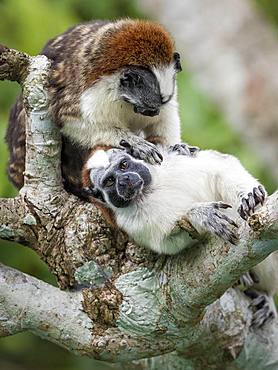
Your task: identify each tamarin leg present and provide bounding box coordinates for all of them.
[6,95,26,189]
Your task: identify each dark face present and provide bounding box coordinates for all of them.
[119,52,182,117]
[90,153,152,208]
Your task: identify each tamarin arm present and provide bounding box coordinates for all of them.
[86,127,164,165]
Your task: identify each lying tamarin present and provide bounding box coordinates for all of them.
[82,144,278,327]
[6,19,196,194]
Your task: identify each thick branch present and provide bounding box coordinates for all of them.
[2,263,278,369]
[0,263,92,353]
[0,44,30,83]
[0,263,178,361]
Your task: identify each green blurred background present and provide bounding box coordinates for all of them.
[0,1,277,369]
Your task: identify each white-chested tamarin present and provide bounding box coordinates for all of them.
[6,19,197,195]
[82,144,278,327]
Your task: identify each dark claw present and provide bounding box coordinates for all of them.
[239,273,255,288]
[120,139,163,165]
[226,232,239,245]
[217,212,238,228]
[244,289,275,327]
[207,207,239,245]
[253,188,263,205]
[248,270,260,284]
[213,227,238,245]
[258,185,265,196]
[212,202,232,210]
[252,305,274,327]
[155,150,163,162]
[250,294,266,309]
[252,305,274,328]
[242,198,249,215]
[120,139,131,149]
[238,186,266,221]
[169,143,199,157]
[238,271,259,288]
[151,148,163,164]
[189,146,199,155]
[248,193,255,213]
[255,185,265,205]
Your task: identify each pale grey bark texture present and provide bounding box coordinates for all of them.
[140,0,278,179]
[0,45,278,369]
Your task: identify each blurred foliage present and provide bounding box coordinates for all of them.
[0,0,277,370]
[66,0,144,21]
[253,0,278,27]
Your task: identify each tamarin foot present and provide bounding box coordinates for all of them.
[168,143,199,157]
[238,271,260,289]
[120,139,163,165]
[188,202,239,245]
[238,186,266,220]
[245,289,275,327]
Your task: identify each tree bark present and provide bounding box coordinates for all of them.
[140,0,278,179]
[0,45,278,369]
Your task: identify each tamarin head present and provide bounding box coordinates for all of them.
[84,19,182,118]
[82,149,152,208]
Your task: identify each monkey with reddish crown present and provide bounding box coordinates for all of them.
[6,19,197,195]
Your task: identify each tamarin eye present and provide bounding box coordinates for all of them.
[173,52,182,72]
[104,176,115,187]
[120,71,142,88]
[119,160,129,170]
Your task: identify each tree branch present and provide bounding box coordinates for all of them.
[0,263,92,350]
[0,197,36,245]
[166,191,278,321]
[2,263,278,369]
[22,54,62,193]
[0,44,29,83]
[1,44,278,369]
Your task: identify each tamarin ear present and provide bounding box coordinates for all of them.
[173,52,182,72]
[82,186,106,203]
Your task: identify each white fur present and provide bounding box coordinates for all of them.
[113,149,262,255]
[144,89,181,145]
[88,148,277,299]
[87,150,109,170]
[152,64,176,102]
[253,253,278,297]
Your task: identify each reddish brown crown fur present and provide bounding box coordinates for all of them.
[85,20,175,86]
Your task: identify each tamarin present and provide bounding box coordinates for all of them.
[6,19,197,194]
[82,144,278,327]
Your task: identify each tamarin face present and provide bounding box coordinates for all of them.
[42,19,181,127]
[119,66,161,117]
[83,150,152,208]
[78,20,182,120]
[118,52,182,117]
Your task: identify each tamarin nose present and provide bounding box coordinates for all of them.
[118,174,143,188]
[120,174,130,185]
[134,106,159,117]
